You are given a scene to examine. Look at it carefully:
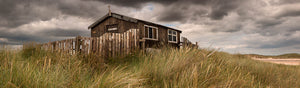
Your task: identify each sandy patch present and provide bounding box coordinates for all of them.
[252,57,300,65]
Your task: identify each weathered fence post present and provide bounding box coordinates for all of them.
[140,39,146,53]
[38,29,141,58]
[75,36,82,54]
[195,42,198,48]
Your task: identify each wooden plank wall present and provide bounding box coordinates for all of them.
[41,29,140,58]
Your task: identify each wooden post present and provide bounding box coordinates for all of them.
[100,36,102,56]
[71,39,74,55]
[82,38,86,54]
[140,39,146,53]
[75,36,82,54]
[136,29,140,50]
[120,33,124,57]
[195,42,198,48]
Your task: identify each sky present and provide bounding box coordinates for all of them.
[0,0,299,55]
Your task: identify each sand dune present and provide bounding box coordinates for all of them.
[252,57,300,65]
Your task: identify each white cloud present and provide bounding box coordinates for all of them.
[9,15,91,35]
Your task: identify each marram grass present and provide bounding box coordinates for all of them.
[0,45,299,88]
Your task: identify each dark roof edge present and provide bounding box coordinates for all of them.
[88,12,182,32]
[88,13,109,29]
[138,19,182,33]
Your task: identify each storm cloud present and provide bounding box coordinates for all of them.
[0,0,106,28]
[0,0,299,55]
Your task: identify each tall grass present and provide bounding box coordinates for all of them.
[0,44,299,87]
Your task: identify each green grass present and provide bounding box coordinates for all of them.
[0,45,300,87]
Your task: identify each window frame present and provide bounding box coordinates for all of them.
[168,29,178,43]
[144,25,158,40]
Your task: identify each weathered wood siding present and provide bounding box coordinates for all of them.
[91,17,138,37]
[42,29,140,58]
[138,21,181,48]
[91,16,181,48]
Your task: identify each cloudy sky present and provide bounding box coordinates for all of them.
[0,0,299,55]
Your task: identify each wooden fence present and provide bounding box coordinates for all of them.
[41,29,140,58]
[181,37,198,48]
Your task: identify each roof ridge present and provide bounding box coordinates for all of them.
[88,12,182,32]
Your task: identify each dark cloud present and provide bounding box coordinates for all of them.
[95,0,214,8]
[0,28,90,45]
[276,9,300,18]
[211,24,242,33]
[249,38,300,49]
[156,4,189,22]
[270,0,300,5]
[94,0,179,8]
[0,32,49,45]
[56,0,106,18]
[193,9,209,17]
[0,0,299,55]
[39,29,90,37]
[158,11,186,22]
[253,16,300,37]
[0,0,247,28]
[0,0,105,28]
[0,0,49,28]
[209,0,242,20]
[95,0,246,21]
[256,18,284,28]
[0,0,66,28]
[225,26,242,32]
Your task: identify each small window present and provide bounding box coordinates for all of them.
[106,24,118,31]
[168,29,177,43]
[144,25,158,40]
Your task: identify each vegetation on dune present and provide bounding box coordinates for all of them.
[0,44,300,88]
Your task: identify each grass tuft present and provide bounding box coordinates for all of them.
[0,45,299,87]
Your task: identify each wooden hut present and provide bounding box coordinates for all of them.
[88,12,182,48]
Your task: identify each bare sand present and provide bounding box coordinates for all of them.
[252,57,300,65]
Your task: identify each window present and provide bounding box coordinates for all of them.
[168,29,177,43]
[106,24,118,31]
[144,25,158,40]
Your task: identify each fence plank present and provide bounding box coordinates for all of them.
[112,33,115,57]
[127,31,130,54]
[100,36,102,57]
[120,33,123,57]
[118,33,121,56]
[39,29,140,58]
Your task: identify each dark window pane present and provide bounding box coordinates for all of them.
[145,27,148,38]
[149,27,153,38]
[168,30,172,34]
[173,31,176,35]
[153,29,157,39]
[173,36,176,42]
[168,35,172,41]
